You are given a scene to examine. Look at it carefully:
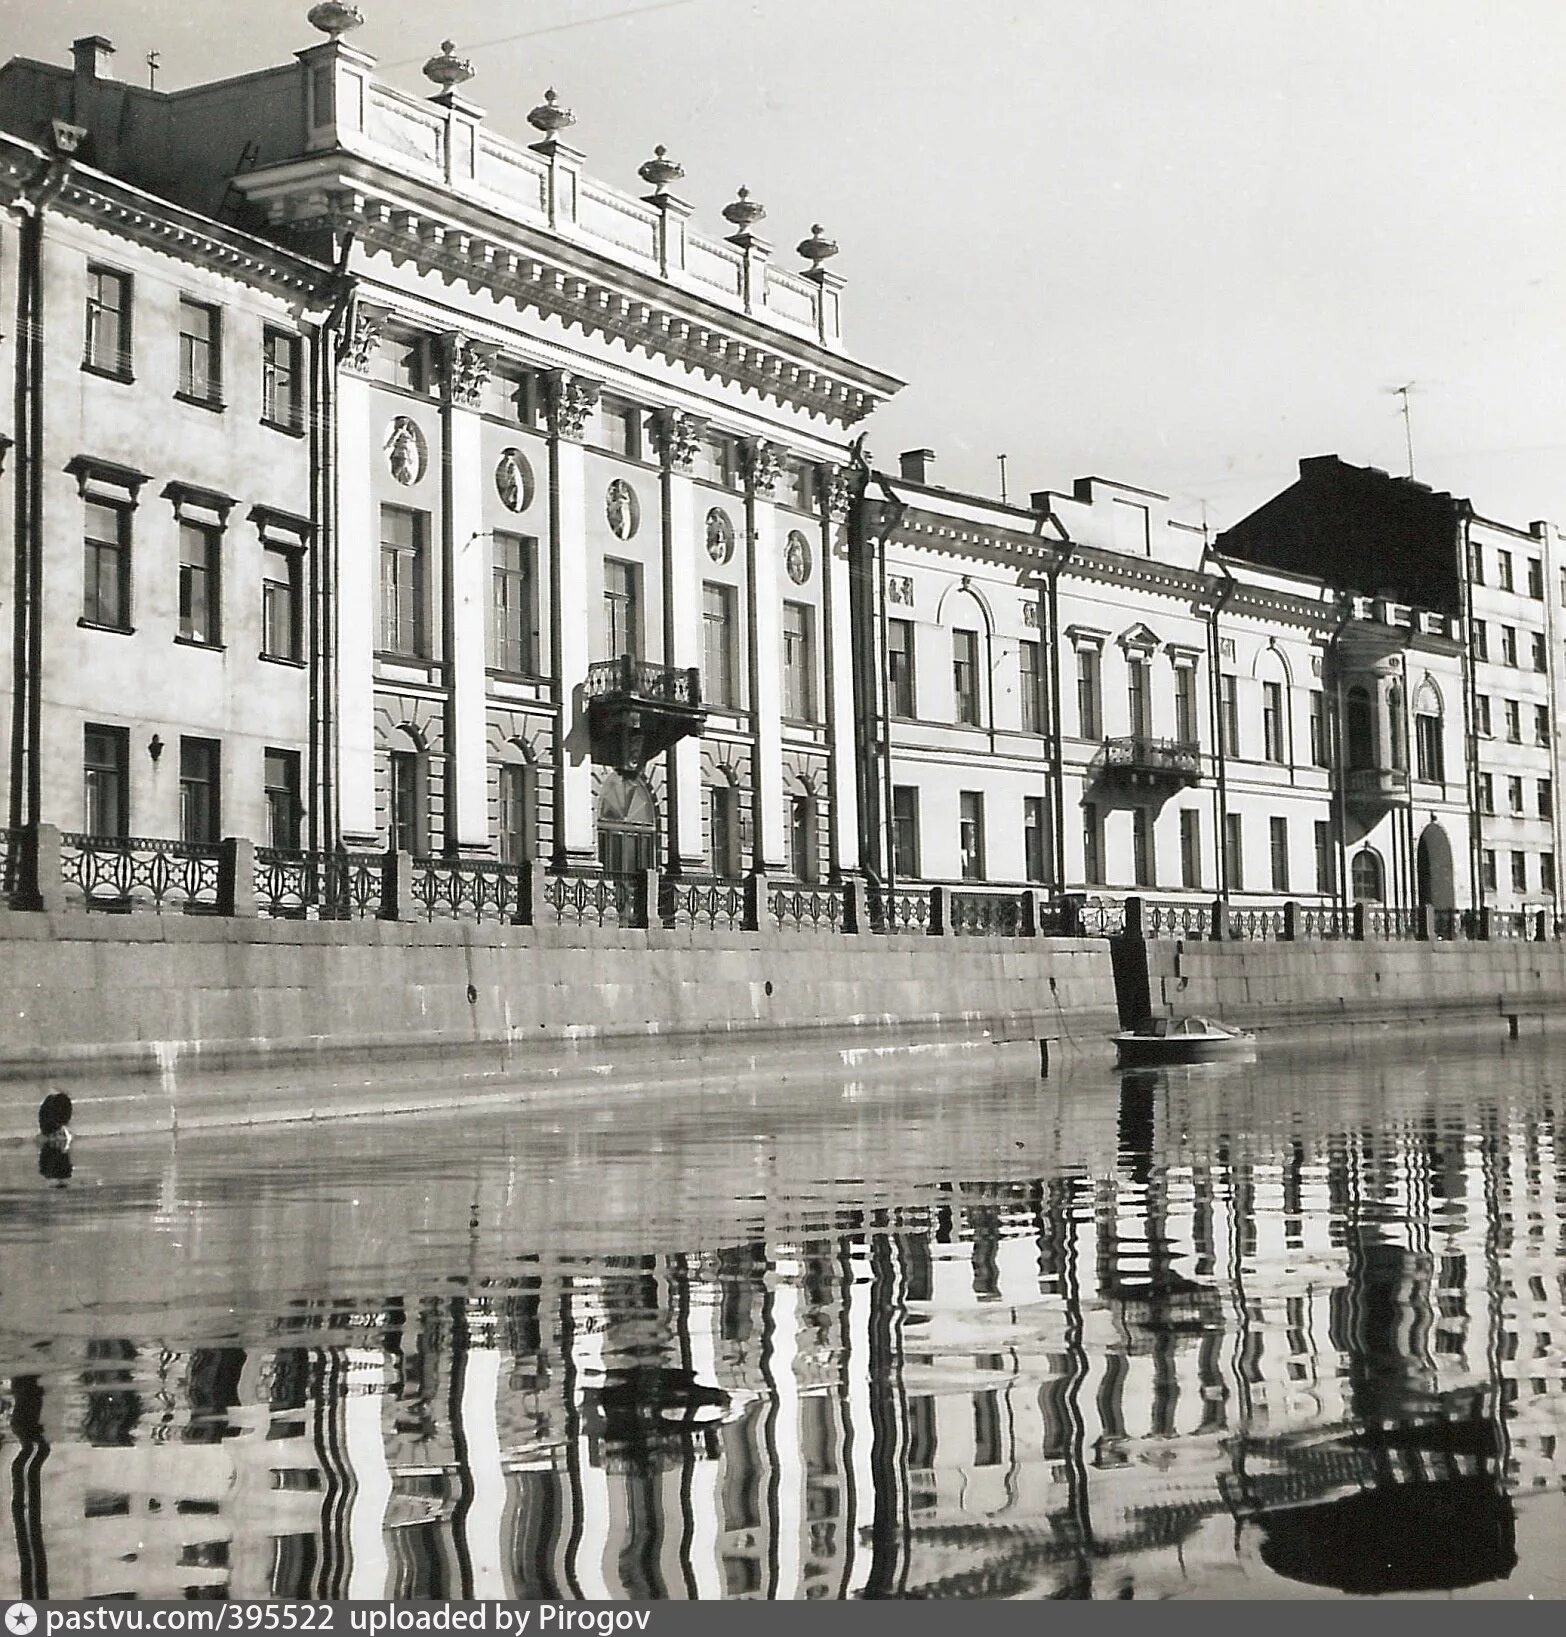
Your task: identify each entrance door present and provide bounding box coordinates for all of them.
[1416,823,1455,910]
[597,772,658,873]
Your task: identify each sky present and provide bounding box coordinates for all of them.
[3,0,1563,532]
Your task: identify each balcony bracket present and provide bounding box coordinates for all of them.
[585,657,706,775]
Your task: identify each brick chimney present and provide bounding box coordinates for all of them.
[899,448,935,484]
[72,36,116,81]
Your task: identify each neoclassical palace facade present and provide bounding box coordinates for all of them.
[0,10,1560,917]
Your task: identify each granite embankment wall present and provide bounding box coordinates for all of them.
[0,910,1118,1137]
[1140,935,1566,1039]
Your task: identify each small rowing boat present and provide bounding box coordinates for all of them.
[1113,1014,1256,1067]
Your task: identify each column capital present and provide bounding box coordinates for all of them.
[822,463,855,523]
[544,369,601,441]
[440,332,497,409]
[651,408,706,475]
[339,300,391,377]
[742,437,785,501]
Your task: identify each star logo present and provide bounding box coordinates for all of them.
[5,1606,38,1636]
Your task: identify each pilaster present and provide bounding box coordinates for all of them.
[441,333,495,852]
[547,369,602,868]
[745,438,788,872]
[821,464,860,876]
[656,410,708,873]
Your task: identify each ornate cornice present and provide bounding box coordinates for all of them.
[237,175,896,425]
[546,370,600,441]
[650,408,705,474]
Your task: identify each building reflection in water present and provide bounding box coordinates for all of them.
[1,1060,1561,1600]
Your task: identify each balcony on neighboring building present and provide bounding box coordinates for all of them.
[1344,764,1410,805]
[1096,735,1203,788]
[585,657,706,774]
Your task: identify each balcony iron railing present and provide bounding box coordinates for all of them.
[585,657,701,708]
[585,657,706,774]
[1098,735,1203,785]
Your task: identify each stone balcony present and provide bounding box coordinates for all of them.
[1345,765,1410,805]
[1096,735,1204,789]
[585,657,705,774]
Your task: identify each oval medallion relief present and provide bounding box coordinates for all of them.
[785,529,813,585]
[606,478,640,541]
[495,449,535,513]
[705,506,735,565]
[385,416,427,486]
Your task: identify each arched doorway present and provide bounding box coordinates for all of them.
[1351,847,1384,904]
[1416,823,1455,909]
[597,772,658,873]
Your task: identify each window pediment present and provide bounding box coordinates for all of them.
[1118,622,1160,654]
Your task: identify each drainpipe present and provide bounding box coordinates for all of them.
[1039,530,1073,893]
[1454,503,1484,910]
[1203,555,1238,901]
[1323,593,1355,916]
[315,233,356,851]
[7,131,78,836]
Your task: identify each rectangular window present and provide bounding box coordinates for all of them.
[1512,850,1528,893]
[790,795,818,884]
[178,520,221,645]
[262,328,303,431]
[1270,815,1289,892]
[1224,812,1244,892]
[1220,674,1240,759]
[379,506,428,657]
[1498,550,1514,592]
[1314,819,1334,894]
[888,618,916,719]
[603,558,642,660]
[82,498,131,629]
[1132,807,1155,888]
[1473,620,1488,663]
[783,601,816,721]
[1528,557,1544,599]
[1180,809,1201,889]
[1508,776,1524,815]
[891,785,920,879]
[1019,640,1043,734]
[491,533,538,675]
[1175,665,1200,745]
[953,630,981,725]
[1543,855,1557,896]
[1531,631,1547,672]
[374,331,427,393]
[262,544,303,662]
[708,784,741,879]
[692,432,738,488]
[83,725,129,838]
[1415,713,1444,783]
[958,791,985,881]
[1505,699,1522,743]
[595,396,644,460]
[1309,690,1329,766]
[702,581,738,707]
[1470,544,1485,585]
[1502,625,1518,667]
[388,750,423,855]
[1076,647,1102,740]
[84,266,132,377]
[178,736,221,844]
[1262,680,1286,763]
[1481,849,1496,892]
[497,763,534,865]
[1475,695,1492,737]
[1536,704,1551,747]
[1479,772,1495,815]
[1082,801,1103,885]
[264,749,302,851]
[177,297,221,406]
[1024,795,1048,883]
[1539,778,1553,820]
[1127,657,1152,740]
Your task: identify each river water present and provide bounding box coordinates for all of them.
[1,1040,1562,1601]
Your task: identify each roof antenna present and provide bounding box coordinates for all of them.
[997,453,1008,505]
[1389,382,1418,477]
[146,49,160,90]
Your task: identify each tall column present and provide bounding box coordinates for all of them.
[441,335,496,852]
[744,439,788,872]
[342,1348,391,1598]
[654,410,708,873]
[547,370,602,868]
[335,304,389,845]
[821,465,861,877]
[458,1309,508,1599]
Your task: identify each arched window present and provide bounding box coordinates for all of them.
[495,743,536,865]
[1351,848,1384,904]
[788,780,820,884]
[707,776,743,879]
[1413,679,1445,783]
[1345,685,1374,771]
[386,727,428,856]
[597,772,658,873]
